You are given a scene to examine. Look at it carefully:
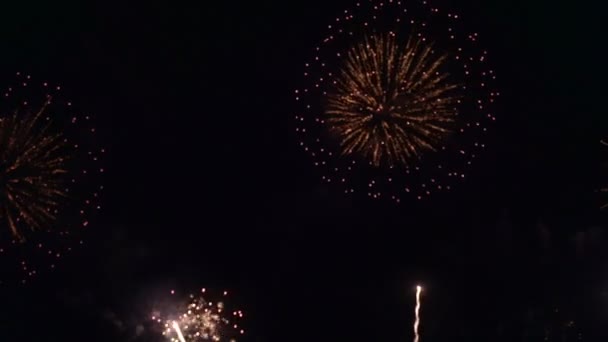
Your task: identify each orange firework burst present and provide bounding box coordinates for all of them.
[295,0,499,202]
[0,96,69,239]
[326,34,460,167]
[0,73,104,285]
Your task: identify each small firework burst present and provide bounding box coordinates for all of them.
[295,0,498,202]
[153,288,245,342]
[0,72,104,285]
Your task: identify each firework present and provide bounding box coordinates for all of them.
[413,285,422,342]
[0,96,68,239]
[153,288,245,342]
[0,72,104,285]
[326,34,460,167]
[295,0,498,202]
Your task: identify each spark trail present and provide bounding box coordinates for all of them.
[414,285,422,342]
[172,321,187,342]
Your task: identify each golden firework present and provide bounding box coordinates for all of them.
[325,34,461,167]
[0,96,68,240]
[154,289,245,342]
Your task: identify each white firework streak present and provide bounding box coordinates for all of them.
[173,321,187,342]
[414,286,422,342]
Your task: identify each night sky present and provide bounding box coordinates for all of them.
[0,0,607,341]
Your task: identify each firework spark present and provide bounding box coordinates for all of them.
[326,34,460,167]
[414,285,422,342]
[155,289,244,342]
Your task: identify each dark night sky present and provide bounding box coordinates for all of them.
[0,0,607,341]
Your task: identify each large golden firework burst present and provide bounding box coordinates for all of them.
[0,97,68,239]
[325,34,461,167]
[294,0,498,202]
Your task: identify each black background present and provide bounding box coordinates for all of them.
[0,0,607,341]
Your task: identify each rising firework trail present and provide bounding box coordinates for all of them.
[414,285,422,342]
